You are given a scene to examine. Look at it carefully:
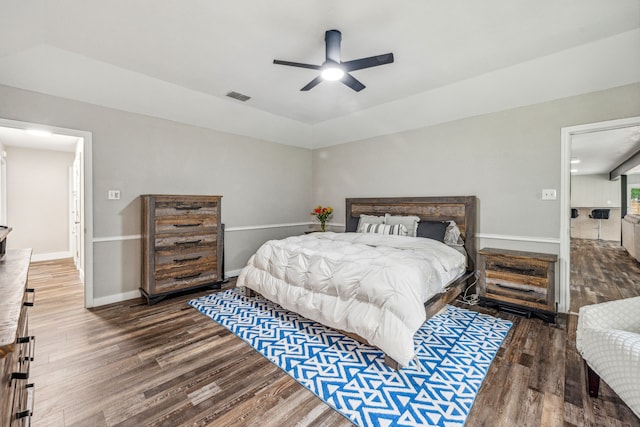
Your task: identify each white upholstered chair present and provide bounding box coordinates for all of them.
[576,296,640,418]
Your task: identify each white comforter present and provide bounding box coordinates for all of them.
[236,232,466,366]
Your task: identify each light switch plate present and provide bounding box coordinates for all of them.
[542,189,557,200]
[108,190,121,200]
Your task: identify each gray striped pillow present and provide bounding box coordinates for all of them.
[357,222,408,236]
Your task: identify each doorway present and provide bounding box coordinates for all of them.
[560,116,640,313]
[0,118,94,307]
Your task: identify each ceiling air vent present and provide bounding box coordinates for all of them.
[226,91,251,102]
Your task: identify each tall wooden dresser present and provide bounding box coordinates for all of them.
[141,195,223,304]
[1,249,36,426]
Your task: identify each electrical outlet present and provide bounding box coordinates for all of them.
[108,190,121,200]
[542,189,557,200]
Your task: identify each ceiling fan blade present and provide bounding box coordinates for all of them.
[300,76,323,91]
[325,29,342,63]
[342,53,394,72]
[273,59,321,70]
[341,73,365,92]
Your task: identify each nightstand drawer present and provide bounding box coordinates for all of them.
[485,279,548,310]
[478,248,557,320]
[485,270,548,289]
[484,257,549,278]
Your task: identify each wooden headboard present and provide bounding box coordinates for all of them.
[345,196,478,270]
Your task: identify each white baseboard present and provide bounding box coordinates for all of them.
[225,269,241,278]
[31,251,73,262]
[92,290,141,307]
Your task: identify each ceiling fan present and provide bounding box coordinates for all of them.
[273,29,394,92]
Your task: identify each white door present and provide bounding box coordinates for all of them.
[71,152,81,268]
[0,153,6,225]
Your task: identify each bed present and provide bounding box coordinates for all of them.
[236,196,477,369]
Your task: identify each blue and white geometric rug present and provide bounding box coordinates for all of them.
[189,288,512,427]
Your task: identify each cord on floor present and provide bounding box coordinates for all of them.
[457,271,480,306]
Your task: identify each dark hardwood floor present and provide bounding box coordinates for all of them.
[27,255,639,426]
[570,238,640,313]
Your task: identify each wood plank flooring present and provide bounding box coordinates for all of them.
[570,238,640,313]
[27,257,640,426]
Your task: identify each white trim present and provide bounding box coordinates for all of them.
[31,251,73,262]
[226,222,312,232]
[0,154,6,225]
[92,223,316,243]
[0,118,94,309]
[225,268,242,278]
[475,233,560,244]
[560,116,640,314]
[93,290,141,307]
[93,234,141,243]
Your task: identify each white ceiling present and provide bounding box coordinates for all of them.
[0,126,78,153]
[572,126,640,176]
[0,1,638,149]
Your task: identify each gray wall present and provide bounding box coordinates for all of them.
[0,84,312,301]
[1,82,639,303]
[5,146,74,256]
[313,83,640,252]
[571,174,621,208]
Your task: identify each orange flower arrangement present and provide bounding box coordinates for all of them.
[310,205,333,232]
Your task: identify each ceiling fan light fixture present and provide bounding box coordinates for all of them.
[273,29,394,91]
[321,66,344,81]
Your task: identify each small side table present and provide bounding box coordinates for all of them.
[477,247,557,322]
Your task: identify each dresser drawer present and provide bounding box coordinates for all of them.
[155,255,217,275]
[154,198,219,217]
[154,233,216,251]
[154,215,218,235]
[154,266,219,293]
[155,247,216,266]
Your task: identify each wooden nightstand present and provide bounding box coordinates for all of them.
[478,248,557,322]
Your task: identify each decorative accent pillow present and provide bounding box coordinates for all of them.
[384,214,420,237]
[357,222,408,236]
[416,220,448,242]
[356,214,385,232]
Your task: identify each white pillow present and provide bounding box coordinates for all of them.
[444,221,464,245]
[385,214,420,237]
[357,222,408,236]
[356,214,385,232]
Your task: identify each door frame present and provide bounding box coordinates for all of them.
[560,115,640,313]
[0,118,94,308]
